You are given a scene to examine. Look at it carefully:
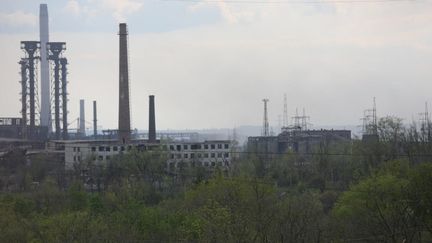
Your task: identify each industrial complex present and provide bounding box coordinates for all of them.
[0,4,357,175]
[0,4,234,174]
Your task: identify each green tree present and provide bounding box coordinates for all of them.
[333,160,419,242]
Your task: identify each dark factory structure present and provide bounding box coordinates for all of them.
[47,42,68,140]
[3,40,70,141]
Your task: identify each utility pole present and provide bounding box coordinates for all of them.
[372,97,377,135]
[262,99,269,137]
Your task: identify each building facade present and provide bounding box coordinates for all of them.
[56,140,232,170]
[247,129,351,158]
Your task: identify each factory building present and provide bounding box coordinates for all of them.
[48,139,232,170]
[45,22,233,172]
[248,128,351,159]
[166,140,231,169]
[0,117,48,140]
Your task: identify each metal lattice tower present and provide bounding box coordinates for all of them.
[47,42,68,140]
[419,102,431,141]
[292,108,310,131]
[20,41,40,139]
[361,97,378,136]
[283,93,288,128]
[262,99,269,137]
[372,97,377,134]
[19,59,28,138]
[301,108,310,130]
[60,57,68,140]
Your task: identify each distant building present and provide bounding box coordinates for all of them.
[0,117,47,140]
[166,140,232,170]
[48,139,233,171]
[247,128,351,158]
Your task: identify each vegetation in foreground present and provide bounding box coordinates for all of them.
[1,117,432,242]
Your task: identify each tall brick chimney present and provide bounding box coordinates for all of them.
[148,95,156,142]
[118,23,131,143]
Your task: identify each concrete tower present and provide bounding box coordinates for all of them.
[148,95,156,142]
[118,23,131,143]
[39,4,50,131]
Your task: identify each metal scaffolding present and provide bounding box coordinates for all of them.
[47,42,68,140]
[20,41,40,139]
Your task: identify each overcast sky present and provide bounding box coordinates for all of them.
[1,0,432,131]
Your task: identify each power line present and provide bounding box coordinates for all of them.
[160,0,419,4]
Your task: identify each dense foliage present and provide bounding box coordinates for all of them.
[1,117,432,242]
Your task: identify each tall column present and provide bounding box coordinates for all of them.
[54,56,60,139]
[39,4,50,130]
[93,100,97,139]
[60,58,68,140]
[118,23,131,143]
[79,99,85,137]
[149,95,156,142]
[20,59,27,138]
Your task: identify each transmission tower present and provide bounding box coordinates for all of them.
[262,99,269,137]
[301,108,310,130]
[361,97,378,136]
[283,93,288,128]
[372,97,377,134]
[419,102,431,141]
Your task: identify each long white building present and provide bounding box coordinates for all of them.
[48,140,233,170]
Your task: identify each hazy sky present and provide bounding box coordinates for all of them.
[1,0,432,131]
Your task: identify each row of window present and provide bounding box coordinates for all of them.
[73,155,112,162]
[170,152,229,159]
[74,152,228,163]
[72,143,230,153]
[169,161,230,168]
[169,143,229,151]
[92,145,131,152]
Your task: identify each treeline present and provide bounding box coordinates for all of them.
[0,116,432,242]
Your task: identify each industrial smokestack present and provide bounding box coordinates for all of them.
[39,4,50,131]
[79,99,85,137]
[118,23,131,143]
[93,100,97,139]
[149,95,156,142]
